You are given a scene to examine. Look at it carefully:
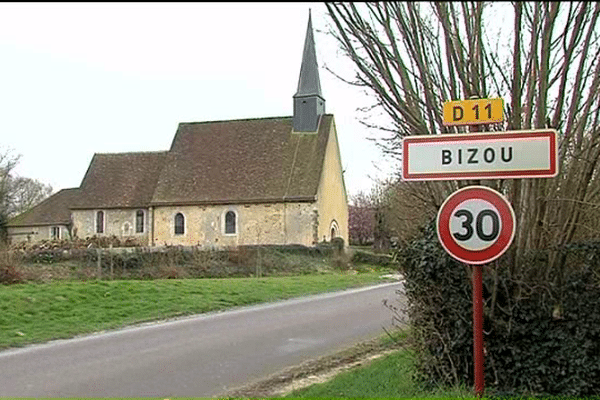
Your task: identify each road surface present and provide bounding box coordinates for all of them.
[0,281,405,397]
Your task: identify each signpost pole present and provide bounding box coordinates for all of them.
[437,186,517,397]
[470,103,485,398]
[471,102,485,398]
[472,262,484,397]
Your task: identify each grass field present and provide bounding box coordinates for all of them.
[0,271,391,349]
[284,347,473,398]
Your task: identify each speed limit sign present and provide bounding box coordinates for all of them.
[437,186,515,264]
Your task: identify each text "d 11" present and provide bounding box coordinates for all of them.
[443,98,504,127]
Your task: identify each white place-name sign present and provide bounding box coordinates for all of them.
[401,130,558,181]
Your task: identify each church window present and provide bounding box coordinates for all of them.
[225,211,236,234]
[174,213,185,235]
[51,226,60,240]
[136,210,144,233]
[329,220,339,241]
[96,211,104,234]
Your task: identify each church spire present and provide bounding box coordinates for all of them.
[293,9,326,132]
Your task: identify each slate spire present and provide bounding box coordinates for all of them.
[293,10,326,132]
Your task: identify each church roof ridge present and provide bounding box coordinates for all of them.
[92,150,169,157]
[178,115,293,126]
[177,113,334,127]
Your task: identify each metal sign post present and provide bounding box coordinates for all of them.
[437,186,516,397]
[402,97,559,397]
[473,263,484,396]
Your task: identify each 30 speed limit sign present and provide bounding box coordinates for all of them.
[437,186,516,264]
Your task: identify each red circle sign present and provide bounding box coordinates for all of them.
[437,186,515,265]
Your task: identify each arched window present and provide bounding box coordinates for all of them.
[329,220,339,241]
[225,211,236,234]
[96,211,104,234]
[122,222,131,236]
[174,213,185,235]
[135,210,144,233]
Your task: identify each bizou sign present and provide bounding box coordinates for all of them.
[441,146,514,165]
[402,130,557,181]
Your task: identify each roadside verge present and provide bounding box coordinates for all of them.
[222,332,407,398]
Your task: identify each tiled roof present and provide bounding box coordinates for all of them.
[6,188,80,227]
[150,115,332,205]
[10,115,333,226]
[71,151,168,209]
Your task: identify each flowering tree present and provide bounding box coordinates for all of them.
[348,191,374,246]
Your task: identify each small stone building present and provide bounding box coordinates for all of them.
[7,13,349,248]
[6,188,79,242]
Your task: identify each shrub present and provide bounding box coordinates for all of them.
[486,268,600,397]
[351,250,394,268]
[4,243,369,282]
[0,264,24,284]
[399,219,600,397]
[0,251,25,284]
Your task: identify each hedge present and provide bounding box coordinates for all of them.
[399,219,600,397]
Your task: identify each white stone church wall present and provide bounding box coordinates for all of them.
[152,202,317,247]
[71,209,150,244]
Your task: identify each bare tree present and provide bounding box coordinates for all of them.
[0,150,20,241]
[0,149,53,242]
[6,176,53,218]
[325,2,600,276]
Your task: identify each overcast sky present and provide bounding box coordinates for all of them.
[0,2,396,198]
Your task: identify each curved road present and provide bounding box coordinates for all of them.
[0,281,404,397]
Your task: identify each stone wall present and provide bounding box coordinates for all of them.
[315,119,349,244]
[71,208,150,244]
[7,224,70,244]
[152,202,317,247]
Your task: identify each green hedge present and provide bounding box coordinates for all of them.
[3,244,348,283]
[400,219,600,397]
[351,250,394,267]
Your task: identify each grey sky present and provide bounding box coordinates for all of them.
[0,2,396,199]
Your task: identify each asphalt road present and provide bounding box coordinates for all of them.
[0,281,405,397]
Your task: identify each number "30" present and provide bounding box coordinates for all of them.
[452,209,500,242]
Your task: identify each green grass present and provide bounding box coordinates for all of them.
[285,347,473,398]
[0,271,390,349]
[283,338,589,399]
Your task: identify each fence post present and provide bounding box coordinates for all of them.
[109,244,114,280]
[96,248,102,279]
[257,246,262,278]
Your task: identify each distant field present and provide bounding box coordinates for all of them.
[0,272,392,349]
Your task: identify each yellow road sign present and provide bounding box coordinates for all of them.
[443,98,504,126]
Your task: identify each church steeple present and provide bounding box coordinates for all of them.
[293,10,326,132]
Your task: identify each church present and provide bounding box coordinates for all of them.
[7,13,349,248]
